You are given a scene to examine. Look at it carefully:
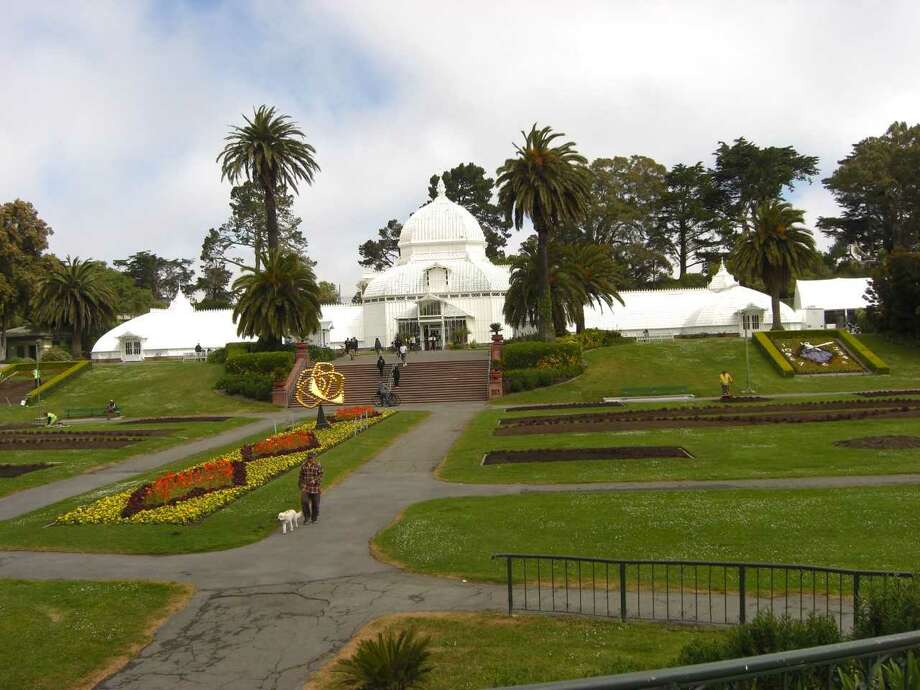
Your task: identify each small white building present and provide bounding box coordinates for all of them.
[583,261,803,337]
[793,277,872,328]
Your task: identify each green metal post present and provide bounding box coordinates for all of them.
[739,565,747,624]
[619,563,627,621]
[507,558,514,615]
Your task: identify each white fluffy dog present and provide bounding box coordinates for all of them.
[277,509,302,534]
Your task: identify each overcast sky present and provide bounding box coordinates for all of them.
[3,1,918,295]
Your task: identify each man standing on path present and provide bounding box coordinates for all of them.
[399,342,408,366]
[719,370,734,398]
[374,337,382,356]
[32,366,41,389]
[298,452,323,524]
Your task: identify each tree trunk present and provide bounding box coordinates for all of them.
[536,227,554,342]
[262,173,279,253]
[71,324,83,359]
[770,290,784,331]
[679,225,688,279]
[254,231,262,272]
[0,316,6,362]
[574,307,585,334]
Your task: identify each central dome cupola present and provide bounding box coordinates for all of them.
[397,180,487,264]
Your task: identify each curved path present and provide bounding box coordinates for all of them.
[1,403,919,689]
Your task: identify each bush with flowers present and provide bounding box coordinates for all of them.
[240,429,318,461]
[333,406,379,422]
[57,411,394,526]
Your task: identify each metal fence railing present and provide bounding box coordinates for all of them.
[492,554,915,632]
[491,630,920,690]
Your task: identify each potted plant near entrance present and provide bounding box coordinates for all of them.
[490,323,503,342]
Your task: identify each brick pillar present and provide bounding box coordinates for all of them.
[489,333,504,399]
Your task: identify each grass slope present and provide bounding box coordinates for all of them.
[0,418,249,497]
[375,486,920,582]
[307,612,723,690]
[497,335,920,404]
[0,411,428,554]
[0,361,272,423]
[0,579,189,690]
[439,407,920,484]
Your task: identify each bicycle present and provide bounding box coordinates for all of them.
[375,391,401,407]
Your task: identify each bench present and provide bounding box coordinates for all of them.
[64,407,123,419]
[619,385,691,397]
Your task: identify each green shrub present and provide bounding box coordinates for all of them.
[308,345,336,362]
[753,331,795,377]
[502,341,582,370]
[4,356,35,365]
[40,347,71,362]
[207,347,227,364]
[225,341,252,359]
[215,373,274,401]
[677,611,841,666]
[225,351,294,376]
[853,578,920,639]
[503,365,583,392]
[332,628,433,690]
[838,329,890,373]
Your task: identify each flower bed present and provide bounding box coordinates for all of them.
[57,411,394,525]
[770,336,865,374]
[122,459,245,518]
[240,429,318,461]
[332,406,379,422]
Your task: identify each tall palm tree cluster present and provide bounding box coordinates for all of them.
[218,106,322,345]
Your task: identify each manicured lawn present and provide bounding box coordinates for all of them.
[307,612,723,690]
[0,411,427,554]
[0,579,190,690]
[0,418,249,497]
[438,407,920,484]
[0,360,272,423]
[374,486,920,583]
[497,335,920,405]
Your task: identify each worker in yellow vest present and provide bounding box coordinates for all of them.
[719,370,734,398]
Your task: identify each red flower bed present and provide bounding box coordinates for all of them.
[240,429,319,461]
[333,406,379,422]
[122,458,246,518]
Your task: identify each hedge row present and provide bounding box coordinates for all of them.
[838,329,890,373]
[753,332,794,377]
[503,365,583,393]
[561,329,625,351]
[225,351,294,376]
[25,360,92,404]
[215,373,274,401]
[501,341,583,369]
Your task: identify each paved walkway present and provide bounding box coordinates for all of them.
[0,402,914,688]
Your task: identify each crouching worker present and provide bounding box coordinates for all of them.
[298,452,323,524]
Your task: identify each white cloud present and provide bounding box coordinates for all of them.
[3,1,919,291]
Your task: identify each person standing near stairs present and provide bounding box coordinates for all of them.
[392,363,401,387]
[376,355,386,378]
[374,337,382,357]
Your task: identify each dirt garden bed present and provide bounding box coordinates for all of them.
[0,463,54,478]
[504,401,624,412]
[482,446,692,465]
[498,398,920,427]
[496,400,920,435]
[719,396,772,403]
[0,429,170,450]
[834,436,920,449]
[857,389,920,398]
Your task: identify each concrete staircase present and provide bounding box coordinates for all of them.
[290,357,490,406]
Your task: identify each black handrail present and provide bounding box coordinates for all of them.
[489,630,920,689]
[492,553,917,630]
[491,554,915,579]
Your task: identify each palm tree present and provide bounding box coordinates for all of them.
[562,243,624,333]
[232,250,321,348]
[217,105,320,253]
[731,200,817,330]
[33,257,115,358]
[504,241,622,336]
[333,628,433,690]
[496,124,591,341]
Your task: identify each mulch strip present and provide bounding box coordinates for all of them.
[496,402,920,435]
[0,463,54,478]
[834,435,920,450]
[120,416,232,424]
[482,446,692,465]
[504,401,624,412]
[857,389,920,398]
[719,396,772,403]
[0,429,171,450]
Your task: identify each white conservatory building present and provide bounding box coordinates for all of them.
[93,181,867,362]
